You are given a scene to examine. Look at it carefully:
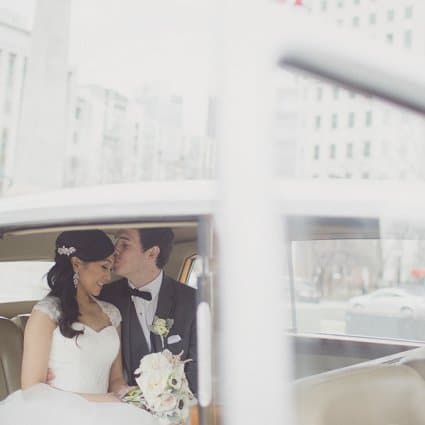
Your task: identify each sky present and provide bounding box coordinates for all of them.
[2,0,213,132]
[69,0,212,96]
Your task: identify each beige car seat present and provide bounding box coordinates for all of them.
[294,364,425,425]
[10,314,30,332]
[0,317,23,400]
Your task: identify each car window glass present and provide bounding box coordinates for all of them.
[291,237,425,341]
[0,261,52,302]
[186,256,202,289]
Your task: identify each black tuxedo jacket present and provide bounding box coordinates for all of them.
[99,275,197,395]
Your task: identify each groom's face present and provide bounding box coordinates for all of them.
[114,229,149,279]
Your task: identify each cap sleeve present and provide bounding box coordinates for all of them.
[97,300,122,327]
[33,296,61,323]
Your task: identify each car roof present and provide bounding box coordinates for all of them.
[0,180,424,241]
[0,181,215,233]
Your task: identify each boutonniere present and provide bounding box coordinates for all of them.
[149,315,174,349]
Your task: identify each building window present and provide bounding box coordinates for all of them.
[404,30,412,48]
[331,114,338,129]
[405,6,413,19]
[7,53,16,87]
[346,143,353,158]
[352,16,359,27]
[353,0,360,4]
[363,141,371,157]
[315,116,321,129]
[387,9,395,21]
[3,99,11,114]
[330,144,336,159]
[75,107,81,120]
[317,87,323,100]
[365,111,372,127]
[348,112,355,128]
[382,140,389,156]
[369,13,376,25]
[313,145,320,160]
[333,86,339,99]
[337,0,344,8]
[1,128,8,150]
[22,56,28,88]
[362,172,369,179]
[70,157,79,174]
[386,33,394,44]
[134,123,140,152]
[321,0,327,11]
[399,144,407,159]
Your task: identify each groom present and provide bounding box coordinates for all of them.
[100,227,198,395]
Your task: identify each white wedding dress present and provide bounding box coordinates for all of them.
[0,296,159,425]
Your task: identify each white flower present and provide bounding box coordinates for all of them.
[137,370,168,403]
[177,396,190,421]
[168,374,182,391]
[167,362,185,390]
[139,351,172,375]
[129,350,194,425]
[135,352,172,406]
[150,316,174,337]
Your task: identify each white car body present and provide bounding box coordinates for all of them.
[349,288,425,318]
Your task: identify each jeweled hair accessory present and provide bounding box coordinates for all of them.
[57,246,76,256]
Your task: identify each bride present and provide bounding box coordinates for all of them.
[0,229,158,425]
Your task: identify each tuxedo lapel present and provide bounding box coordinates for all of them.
[156,276,175,318]
[120,289,132,378]
[120,281,151,383]
[151,276,176,352]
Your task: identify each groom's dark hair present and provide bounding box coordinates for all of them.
[138,228,174,269]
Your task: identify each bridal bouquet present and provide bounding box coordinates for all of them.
[121,349,194,425]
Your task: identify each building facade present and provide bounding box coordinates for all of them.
[0,10,29,191]
[295,0,425,180]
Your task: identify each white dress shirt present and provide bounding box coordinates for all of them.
[128,270,163,350]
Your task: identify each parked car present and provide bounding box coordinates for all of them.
[348,288,425,318]
[346,287,425,340]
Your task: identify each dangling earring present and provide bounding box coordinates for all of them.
[73,271,79,288]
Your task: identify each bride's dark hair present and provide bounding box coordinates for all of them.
[47,254,82,338]
[47,230,115,338]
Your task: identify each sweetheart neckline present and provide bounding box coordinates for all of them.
[77,323,115,334]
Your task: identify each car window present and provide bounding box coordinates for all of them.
[291,238,425,341]
[0,261,53,302]
[179,254,201,289]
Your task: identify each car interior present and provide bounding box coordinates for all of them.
[288,216,425,424]
[0,223,199,402]
[2,216,425,425]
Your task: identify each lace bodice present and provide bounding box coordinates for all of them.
[33,296,122,393]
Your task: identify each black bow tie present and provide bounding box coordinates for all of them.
[128,287,152,301]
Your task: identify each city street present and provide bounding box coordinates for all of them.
[296,300,349,334]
